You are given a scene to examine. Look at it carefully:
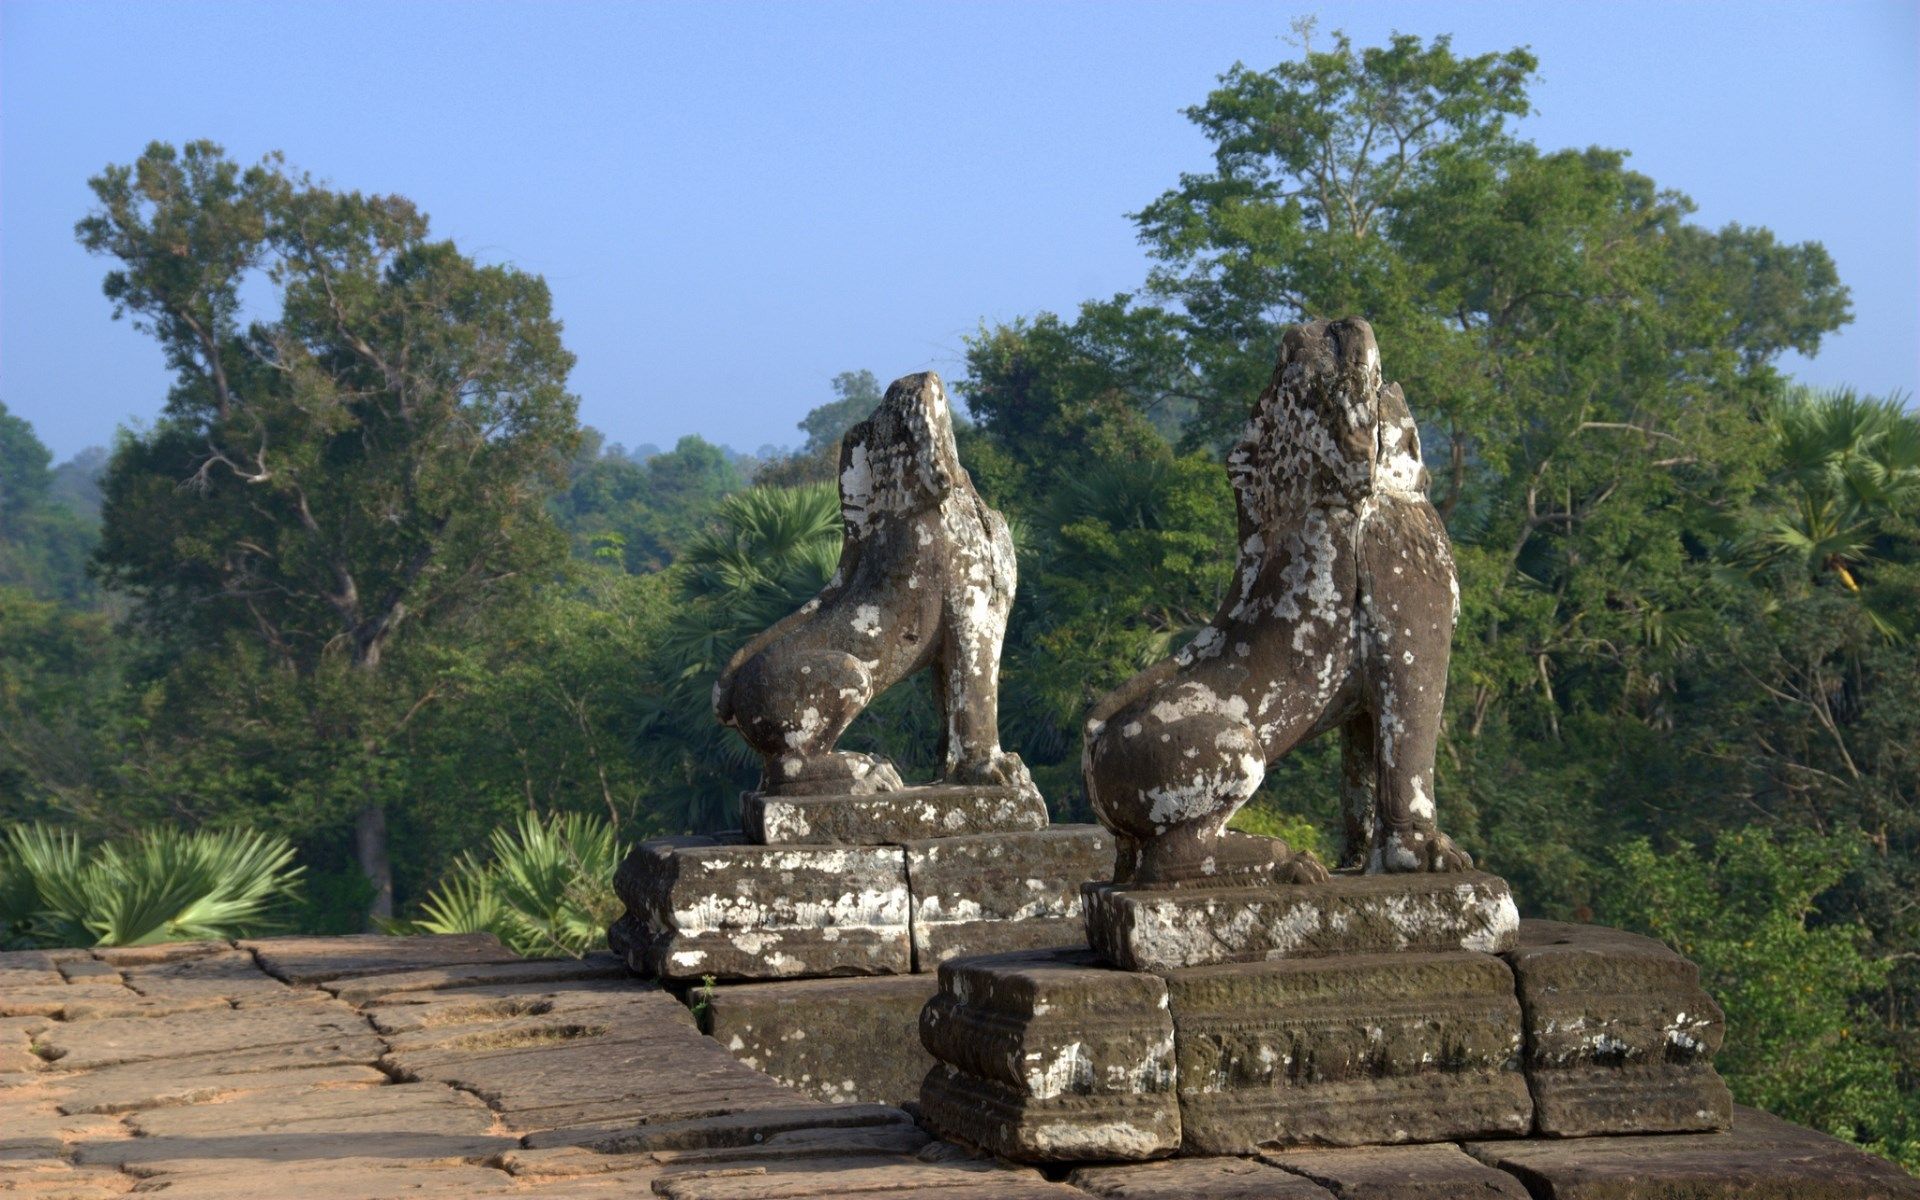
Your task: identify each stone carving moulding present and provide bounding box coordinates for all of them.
[713,371,1036,801]
[1084,317,1471,885]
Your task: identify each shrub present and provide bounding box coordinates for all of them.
[0,822,302,948]
[400,811,623,958]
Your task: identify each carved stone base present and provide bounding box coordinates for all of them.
[1167,951,1533,1153]
[918,948,1181,1162]
[1084,870,1519,972]
[743,783,1048,846]
[703,973,940,1107]
[1504,919,1732,1136]
[904,825,1113,969]
[917,923,1745,1165]
[609,834,910,983]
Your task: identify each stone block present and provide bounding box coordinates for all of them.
[1465,1104,1920,1199]
[704,974,940,1106]
[1504,919,1731,1136]
[1085,870,1519,972]
[521,1102,914,1151]
[238,932,520,985]
[1262,1143,1531,1198]
[918,948,1180,1162]
[1165,950,1532,1153]
[743,783,1048,845]
[610,834,910,983]
[904,825,1113,968]
[1072,1157,1336,1198]
[322,952,629,1004]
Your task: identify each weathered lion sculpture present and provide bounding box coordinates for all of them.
[714,371,1034,798]
[1085,317,1469,884]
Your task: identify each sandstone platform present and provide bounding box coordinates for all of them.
[3,933,1913,1199]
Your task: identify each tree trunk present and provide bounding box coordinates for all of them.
[356,799,393,925]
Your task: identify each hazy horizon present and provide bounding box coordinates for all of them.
[5,0,1915,461]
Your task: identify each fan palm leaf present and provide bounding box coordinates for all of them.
[1,823,302,948]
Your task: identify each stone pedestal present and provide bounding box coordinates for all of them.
[703,974,940,1107]
[905,826,1113,968]
[1503,919,1732,1136]
[1166,951,1532,1153]
[918,948,1181,1162]
[743,783,1048,846]
[1084,870,1519,972]
[915,915,1746,1164]
[612,824,1114,983]
[609,835,910,982]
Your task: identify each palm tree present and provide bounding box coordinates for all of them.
[1751,388,1919,641]
[637,483,844,830]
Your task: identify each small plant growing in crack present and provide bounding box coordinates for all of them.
[690,974,718,1030]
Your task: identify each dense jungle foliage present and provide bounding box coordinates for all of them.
[0,32,1914,1167]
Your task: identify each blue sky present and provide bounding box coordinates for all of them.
[3,0,1915,461]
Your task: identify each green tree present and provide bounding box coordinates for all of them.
[0,403,99,604]
[557,432,742,572]
[799,369,884,453]
[1606,828,1918,1170]
[755,370,889,488]
[77,141,580,920]
[637,482,844,829]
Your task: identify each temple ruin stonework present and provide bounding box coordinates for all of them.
[916,319,1739,1163]
[586,329,1903,1194]
[608,372,1110,985]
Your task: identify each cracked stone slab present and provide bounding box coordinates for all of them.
[118,949,294,1005]
[918,947,1180,1162]
[30,997,373,1070]
[522,1102,915,1151]
[239,932,520,985]
[0,951,65,989]
[360,978,673,1034]
[76,1081,515,1173]
[55,959,122,985]
[509,1123,933,1179]
[1262,1143,1531,1198]
[54,1057,390,1116]
[1084,870,1519,972]
[743,783,1048,845]
[611,834,911,982]
[387,999,805,1129]
[323,952,630,1005]
[904,825,1112,968]
[0,1161,135,1196]
[1072,1157,1337,1198]
[1503,919,1731,1136]
[89,941,229,968]
[1465,1105,1920,1199]
[1166,951,1532,1153]
[705,974,939,1107]
[648,1154,1070,1200]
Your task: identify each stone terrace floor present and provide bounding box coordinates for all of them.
[4,934,1916,1199]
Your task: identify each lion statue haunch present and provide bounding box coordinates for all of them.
[713,371,1034,798]
[1085,317,1470,885]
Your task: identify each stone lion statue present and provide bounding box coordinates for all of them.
[714,371,1034,798]
[1084,318,1469,884]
